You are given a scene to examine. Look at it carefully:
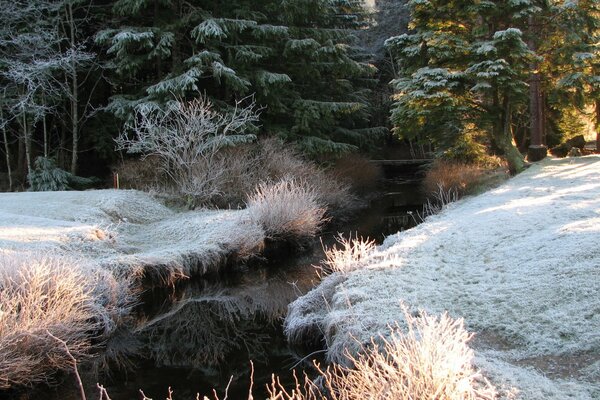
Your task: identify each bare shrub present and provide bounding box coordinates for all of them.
[317,309,497,400]
[423,160,484,199]
[319,234,376,275]
[246,179,326,241]
[0,252,132,389]
[115,95,259,205]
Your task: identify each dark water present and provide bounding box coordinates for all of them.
[43,173,425,400]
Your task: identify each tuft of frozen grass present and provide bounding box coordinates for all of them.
[246,179,327,241]
[320,308,497,400]
[0,252,133,389]
[423,160,485,198]
[416,182,460,222]
[319,234,376,275]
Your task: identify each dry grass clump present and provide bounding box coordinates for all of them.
[0,252,132,389]
[317,309,497,400]
[257,138,356,214]
[246,179,326,241]
[423,160,485,199]
[319,234,376,275]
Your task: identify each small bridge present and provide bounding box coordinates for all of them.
[369,159,433,167]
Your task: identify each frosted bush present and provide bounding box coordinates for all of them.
[0,252,132,389]
[246,179,326,241]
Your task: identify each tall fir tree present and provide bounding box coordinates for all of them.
[96,0,380,157]
[387,0,599,170]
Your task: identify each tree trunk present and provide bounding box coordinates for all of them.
[494,98,525,175]
[43,115,48,158]
[527,15,547,161]
[596,99,600,152]
[68,2,79,175]
[22,112,32,176]
[1,107,12,191]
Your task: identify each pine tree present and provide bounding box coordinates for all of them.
[96,0,379,157]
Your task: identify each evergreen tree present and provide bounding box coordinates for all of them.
[543,0,599,149]
[386,0,536,173]
[97,0,380,157]
[387,0,599,170]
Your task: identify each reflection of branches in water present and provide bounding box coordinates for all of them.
[137,267,318,368]
[141,299,272,367]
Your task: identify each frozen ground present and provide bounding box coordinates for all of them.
[0,189,265,281]
[287,156,600,399]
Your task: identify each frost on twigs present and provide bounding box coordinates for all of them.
[115,94,259,206]
[0,252,133,389]
[246,179,327,242]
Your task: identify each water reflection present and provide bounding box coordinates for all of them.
[138,267,318,368]
[101,264,320,399]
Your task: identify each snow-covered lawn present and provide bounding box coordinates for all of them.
[0,189,264,281]
[287,156,600,399]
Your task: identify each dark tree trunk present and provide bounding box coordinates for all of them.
[596,99,600,152]
[493,97,525,175]
[527,15,547,161]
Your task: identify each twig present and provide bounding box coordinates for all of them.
[45,330,87,400]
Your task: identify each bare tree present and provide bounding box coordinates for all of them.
[115,95,260,202]
[0,0,95,181]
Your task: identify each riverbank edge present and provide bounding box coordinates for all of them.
[285,156,600,399]
[0,188,323,391]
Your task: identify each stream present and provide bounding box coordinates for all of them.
[43,166,425,400]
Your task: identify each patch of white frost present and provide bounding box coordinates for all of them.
[290,156,600,399]
[0,189,265,281]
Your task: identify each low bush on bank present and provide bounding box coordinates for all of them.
[422,161,485,199]
[114,96,354,215]
[246,179,326,242]
[116,137,355,214]
[0,252,132,389]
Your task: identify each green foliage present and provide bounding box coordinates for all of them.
[27,157,71,191]
[384,0,600,172]
[97,0,380,157]
[28,157,98,191]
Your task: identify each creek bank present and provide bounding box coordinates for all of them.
[0,189,315,284]
[0,188,321,393]
[286,156,600,399]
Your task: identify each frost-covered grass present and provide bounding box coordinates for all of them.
[318,309,496,400]
[319,234,376,276]
[247,179,326,242]
[0,189,266,284]
[0,252,132,389]
[286,156,600,399]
